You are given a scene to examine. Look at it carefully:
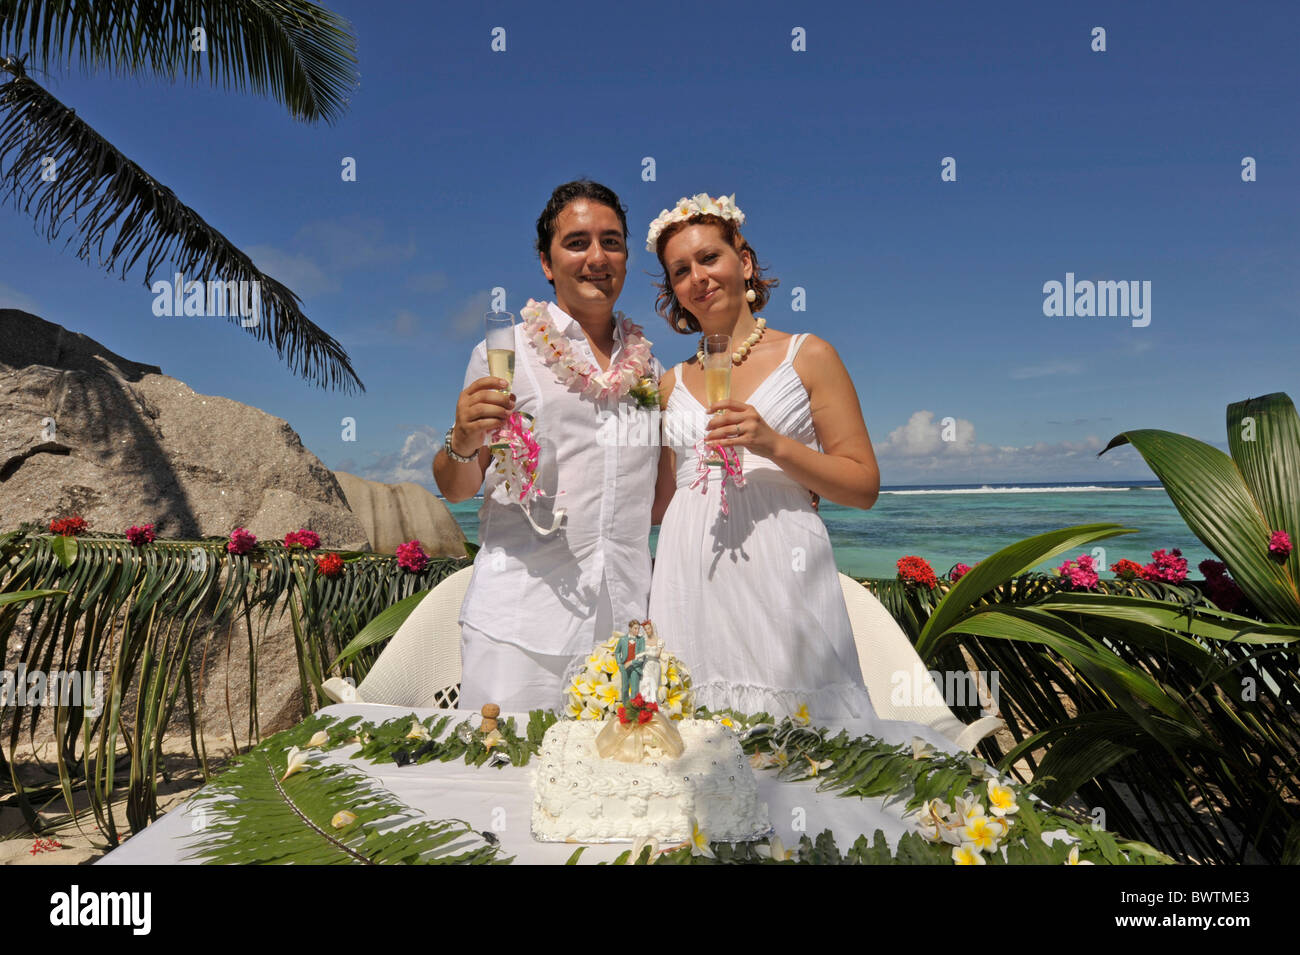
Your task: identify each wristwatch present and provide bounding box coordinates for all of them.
[443,427,477,463]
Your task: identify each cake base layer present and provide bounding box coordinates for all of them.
[531,719,771,844]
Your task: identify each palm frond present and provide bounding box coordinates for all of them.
[1,0,359,124]
[184,718,503,864]
[0,64,364,392]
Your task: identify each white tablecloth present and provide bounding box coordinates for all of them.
[97,703,944,865]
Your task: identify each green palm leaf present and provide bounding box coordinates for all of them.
[1101,426,1298,623]
[185,727,503,865]
[1,0,359,124]
[916,523,1137,659]
[1226,392,1300,596]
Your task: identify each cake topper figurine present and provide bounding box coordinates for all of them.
[633,622,664,705]
[597,619,686,762]
[615,620,648,703]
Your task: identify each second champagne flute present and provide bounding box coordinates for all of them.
[485,311,515,450]
[702,334,731,467]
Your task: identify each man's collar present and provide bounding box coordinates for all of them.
[547,301,622,342]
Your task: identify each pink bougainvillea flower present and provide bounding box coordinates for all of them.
[227,527,258,555]
[1057,553,1099,591]
[125,524,155,547]
[1140,548,1187,584]
[395,540,428,574]
[285,529,321,550]
[1269,530,1292,559]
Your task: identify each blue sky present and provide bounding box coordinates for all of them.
[1,0,1296,489]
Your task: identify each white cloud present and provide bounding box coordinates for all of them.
[876,410,979,457]
[446,290,494,339]
[245,245,339,298]
[348,427,441,488]
[875,409,1146,482]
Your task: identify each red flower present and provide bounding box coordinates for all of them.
[125,524,155,547]
[618,693,659,725]
[949,563,972,582]
[315,552,344,578]
[1111,558,1144,581]
[396,540,429,573]
[49,515,88,536]
[227,527,258,555]
[897,555,938,589]
[285,529,321,550]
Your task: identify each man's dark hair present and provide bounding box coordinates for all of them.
[535,180,629,286]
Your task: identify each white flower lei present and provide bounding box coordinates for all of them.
[521,299,656,401]
[645,192,745,252]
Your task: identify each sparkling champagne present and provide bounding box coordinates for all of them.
[487,348,515,390]
[705,365,730,405]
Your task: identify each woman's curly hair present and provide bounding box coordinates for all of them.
[652,215,778,335]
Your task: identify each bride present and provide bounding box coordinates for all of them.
[646,193,953,748]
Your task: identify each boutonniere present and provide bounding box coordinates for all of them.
[629,375,660,409]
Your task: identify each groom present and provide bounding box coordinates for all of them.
[434,180,668,711]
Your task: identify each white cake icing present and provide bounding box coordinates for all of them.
[531,719,771,843]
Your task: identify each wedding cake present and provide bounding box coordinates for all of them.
[531,621,771,844]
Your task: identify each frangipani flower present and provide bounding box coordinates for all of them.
[331,810,357,829]
[1066,844,1095,866]
[911,737,938,760]
[306,730,329,748]
[803,755,833,777]
[281,746,310,781]
[952,843,986,865]
[405,720,431,741]
[755,836,796,861]
[482,728,504,751]
[793,703,811,726]
[688,817,715,859]
[628,836,658,864]
[916,798,962,846]
[596,682,621,707]
[987,779,1019,816]
[750,750,780,770]
[960,812,1006,853]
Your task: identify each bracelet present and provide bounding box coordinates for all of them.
[443,427,477,463]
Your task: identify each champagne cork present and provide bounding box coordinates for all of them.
[481,703,500,734]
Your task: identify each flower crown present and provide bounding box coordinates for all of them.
[645,192,746,252]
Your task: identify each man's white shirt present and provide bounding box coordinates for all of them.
[458,301,665,658]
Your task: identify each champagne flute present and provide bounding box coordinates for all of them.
[702,334,731,467]
[485,311,515,450]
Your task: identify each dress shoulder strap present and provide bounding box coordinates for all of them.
[785,333,809,362]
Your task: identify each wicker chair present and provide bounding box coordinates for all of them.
[838,573,1004,752]
[344,566,472,709]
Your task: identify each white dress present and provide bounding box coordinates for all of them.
[650,333,952,749]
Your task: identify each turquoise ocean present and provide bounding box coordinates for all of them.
[444,480,1213,580]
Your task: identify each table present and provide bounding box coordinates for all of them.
[97,703,964,865]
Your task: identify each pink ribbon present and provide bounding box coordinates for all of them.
[491,413,566,536]
[689,440,746,516]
